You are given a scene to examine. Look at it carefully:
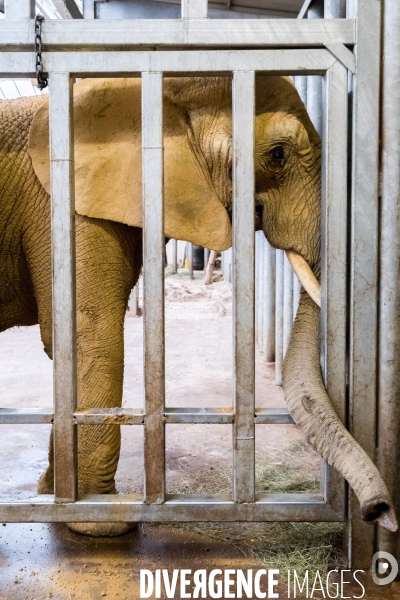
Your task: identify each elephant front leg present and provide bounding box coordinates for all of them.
[37,217,142,537]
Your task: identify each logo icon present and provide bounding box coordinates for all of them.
[372,551,398,585]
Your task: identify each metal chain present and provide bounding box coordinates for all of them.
[35,14,48,90]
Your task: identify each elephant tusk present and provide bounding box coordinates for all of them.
[285,250,321,308]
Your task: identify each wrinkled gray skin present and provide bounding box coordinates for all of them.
[0,76,396,537]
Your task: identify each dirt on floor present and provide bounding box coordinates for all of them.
[0,270,398,599]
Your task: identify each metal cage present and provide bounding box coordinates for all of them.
[0,0,384,568]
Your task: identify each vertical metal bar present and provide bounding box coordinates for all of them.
[283,253,293,357]
[262,238,275,362]
[324,0,346,18]
[142,71,165,504]
[188,242,194,279]
[257,232,264,349]
[172,239,178,273]
[346,0,356,18]
[255,232,261,346]
[275,250,284,386]
[130,283,139,317]
[294,74,308,333]
[321,60,348,520]
[259,237,265,352]
[307,0,323,137]
[295,75,307,107]
[4,0,34,18]
[204,247,210,270]
[232,70,255,503]
[293,274,301,319]
[83,0,96,18]
[181,0,208,19]
[348,0,382,569]
[49,72,77,503]
[378,0,400,559]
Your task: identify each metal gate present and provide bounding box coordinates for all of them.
[0,0,382,568]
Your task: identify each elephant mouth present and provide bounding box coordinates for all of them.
[285,250,321,308]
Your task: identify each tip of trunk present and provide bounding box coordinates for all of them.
[361,496,398,532]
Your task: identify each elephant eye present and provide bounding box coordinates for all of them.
[271,145,285,162]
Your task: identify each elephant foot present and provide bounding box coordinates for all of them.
[67,522,137,537]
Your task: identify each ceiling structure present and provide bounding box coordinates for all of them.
[97,0,304,19]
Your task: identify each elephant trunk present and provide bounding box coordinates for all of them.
[282,292,398,532]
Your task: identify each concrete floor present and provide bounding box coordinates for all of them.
[0,274,398,599]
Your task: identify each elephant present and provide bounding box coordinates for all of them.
[0,76,397,536]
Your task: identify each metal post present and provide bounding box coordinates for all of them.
[348,0,382,569]
[293,274,301,319]
[232,70,255,503]
[324,0,345,18]
[283,252,293,356]
[259,236,266,352]
[307,0,323,137]
[261,237,275,362]
[187,242,194,279]
[255,232,261,346]
[378,0,400,559]
[172,239,178,273]
[4,0,34,18]
[204,247,210,270]
[49,72,78,503]
[293,73,307,323]
[321,58,348,533]
[295,75,307,107]
[130,283,139,317]
[181,0,208,19]
[275,250,284,385]
[142,71,165,504]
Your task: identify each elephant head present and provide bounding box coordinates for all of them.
[28,76,397,531]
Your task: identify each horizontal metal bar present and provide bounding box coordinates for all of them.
[0,19,355,50]
[0,408,54,424]
[0,494,343,522]
[74,408,144,425]
[0,407,295,425]
[164,407,234,424]
[255,408,295,425]
[0,49,337,78]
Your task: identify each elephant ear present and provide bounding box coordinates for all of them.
[29,78,232,250]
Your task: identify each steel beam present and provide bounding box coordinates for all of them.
[172,239,178,273]
[275,250,284,385]
[187,242,194,279]
[320,59,348,522]
[0,407,295,425]
[261,237,275,363]
[0,19,355,50]
[0,496,343,523]
[232,70,255,504]
[283,253,293,356]
[0,49,337,79]
[49,72,78,504]
[348,0,381,570]
[378,0,400,560]
[142,71,165,504]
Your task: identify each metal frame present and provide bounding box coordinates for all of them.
[0,48,348,524]
[0,0,383,570]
